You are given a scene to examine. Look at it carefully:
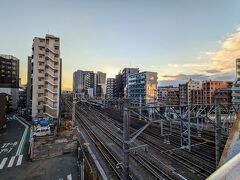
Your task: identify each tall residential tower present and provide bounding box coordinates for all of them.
[232,58,240,105]
[27,34,62,119]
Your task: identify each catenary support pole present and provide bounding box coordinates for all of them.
[123,99,131,180]
[188,104,191,152]
[72,93,76,126]
[139,95,142,121]
[215,99,221,167]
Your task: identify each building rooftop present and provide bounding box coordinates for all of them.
[0,54,19,61]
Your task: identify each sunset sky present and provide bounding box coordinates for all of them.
[1,0,240,90]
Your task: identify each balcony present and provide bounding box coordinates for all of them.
[44,101,58,109]
[231,86,240,91]
[232,98,240,103]
[45,95,58,102]
[45,69,58,77]
[46,45,57,53]
[232,93,240,97]
[44,105,58,119]
[45,85,58,93]
[46,60,58,70]
[46,52,58,62]
[45,78,58,85]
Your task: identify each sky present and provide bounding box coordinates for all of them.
[1,0,240,90]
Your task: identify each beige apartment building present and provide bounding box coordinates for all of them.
[27,34,62,119]
[186,79,202,104]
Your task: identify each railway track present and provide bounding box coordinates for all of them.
[67,102,123,179]
[103,107,220,161]
[80,102,214,179]
[77,103,174,180]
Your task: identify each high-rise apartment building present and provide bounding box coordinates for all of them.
[214,88,232,104]
[157,86,179,105]
[232,59,240,105]
[73,70,85,93]
[27,34,62,119]
[186,79,202,104]
[0,54,20,110]
[97,71,106,84]
[26,56,33,112]
[72,70,106,98]
[179,84,187,105]
[128,71,157,106]
[166,89,179,105]
[122,68,139,89]
[191,89,203,105]
[95,71,106,97]
[202,80,232,105]
[115,73,123,98]
[106,78,116,99]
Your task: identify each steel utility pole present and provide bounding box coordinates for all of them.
[123,99,131,180]
[188,104,191,152]
[139,95,142,121]
[215,99,221,167]
[72,93,77,126]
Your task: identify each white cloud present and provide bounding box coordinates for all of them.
[161,26,240,81]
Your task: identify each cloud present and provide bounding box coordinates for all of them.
[204,69,222,74]
[204,26,240,73]
[161,73,209,81]
[168,64,179,68]
[160,26,240,83]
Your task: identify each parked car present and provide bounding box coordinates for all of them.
[33,126,51,137]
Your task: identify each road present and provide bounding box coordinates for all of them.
[0,152,79,180]
[0,116,28,172]
[0,116,79,180]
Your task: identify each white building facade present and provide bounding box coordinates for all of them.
[28,34,62,119]
[232,59,240,105]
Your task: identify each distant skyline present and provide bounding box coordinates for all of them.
[1,0,240,90]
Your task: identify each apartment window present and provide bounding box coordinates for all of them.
[54,46,59,50]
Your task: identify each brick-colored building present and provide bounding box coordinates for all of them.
[0,93,7,128]
[191,89,203,105]
[202,80,232,105]
[214,88,232,104]
[166,89,179,105]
